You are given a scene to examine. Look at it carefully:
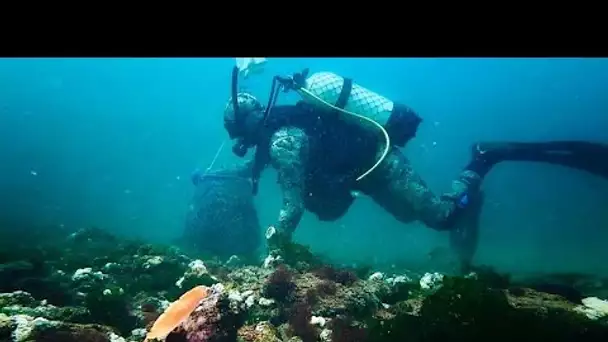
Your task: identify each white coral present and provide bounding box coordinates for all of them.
[368,272,384,281]
[258,297,275,307]
[262,254,282,268]
[310,316,326,327]
[71,267,107,282]
[575,297,608,320]
[188,260,208,276]
[108,332,127,342]
[71,268,92,281]
[386,275,411,286]
[143,256,163,269]
[420,272,444,291]
[11,315,33,342]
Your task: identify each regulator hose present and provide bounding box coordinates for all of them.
[296,87,391,181]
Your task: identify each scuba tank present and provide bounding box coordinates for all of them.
[298,71,395,129]
[264,69,422,181]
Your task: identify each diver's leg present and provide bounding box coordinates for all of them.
[447,140,608,273]
[363,148,481,230]
[363,148,484,271]
[466,141,608,179]
[449,191,484,274]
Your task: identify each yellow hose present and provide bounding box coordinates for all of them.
[296,87,391,181]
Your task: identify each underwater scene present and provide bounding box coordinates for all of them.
[1,57,608,342]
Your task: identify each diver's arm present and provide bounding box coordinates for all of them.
[266,127,308,250]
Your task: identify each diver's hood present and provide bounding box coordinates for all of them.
[224,93,263,135]
[223,93,264,157]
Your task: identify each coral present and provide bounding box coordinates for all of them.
[228,266,272,290]
[1,313,118,342]
[264,265,296,303]
[302,288,319,307]
[175,260,218,291]
[0,313,11,340]
[419,272,444,291]
[258,270,382,320]
[237,321,281,342]
[225,255,244,269]
[286,302,316,342]
[0,255,70,306]
[0,290,91,323]
[139,300,162,329]
[316,281,337,297]
[328,316,368,342]
[367,276,608,341]
[32,323,114,342]
[312,265,358,286]
[0,291,37,307]
[1,303,91,323]
[375,276,418,305]
[574,297,608,320]
[84,285,136,335]
[5,225,608,342]
[277,242,322,271]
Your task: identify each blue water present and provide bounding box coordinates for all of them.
[1,57,607,276]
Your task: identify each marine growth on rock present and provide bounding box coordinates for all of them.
[1,226,608,342]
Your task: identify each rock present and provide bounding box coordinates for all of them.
[1,313,122,342]
[0,260,34,274]
[367,276,608,341]
[1,303,91,323]
[142,256,164,269]
[84,286,137,335]
[130,327,147,340]
[4,224,608,342]
[0,291,37,307]
[175,259,218,290]
[310,316,326,327]
[226,255,244,268]
[574,297,608,320]
[238,321,281,342]
[419,272,444,291]
[291,272,380,318]
[0,313,12,340]
[258,298,275,307]
[168,284,245,342]
[319,328,331,342]
[368,272,384,281]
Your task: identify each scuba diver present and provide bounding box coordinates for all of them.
[193,66,608,272]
